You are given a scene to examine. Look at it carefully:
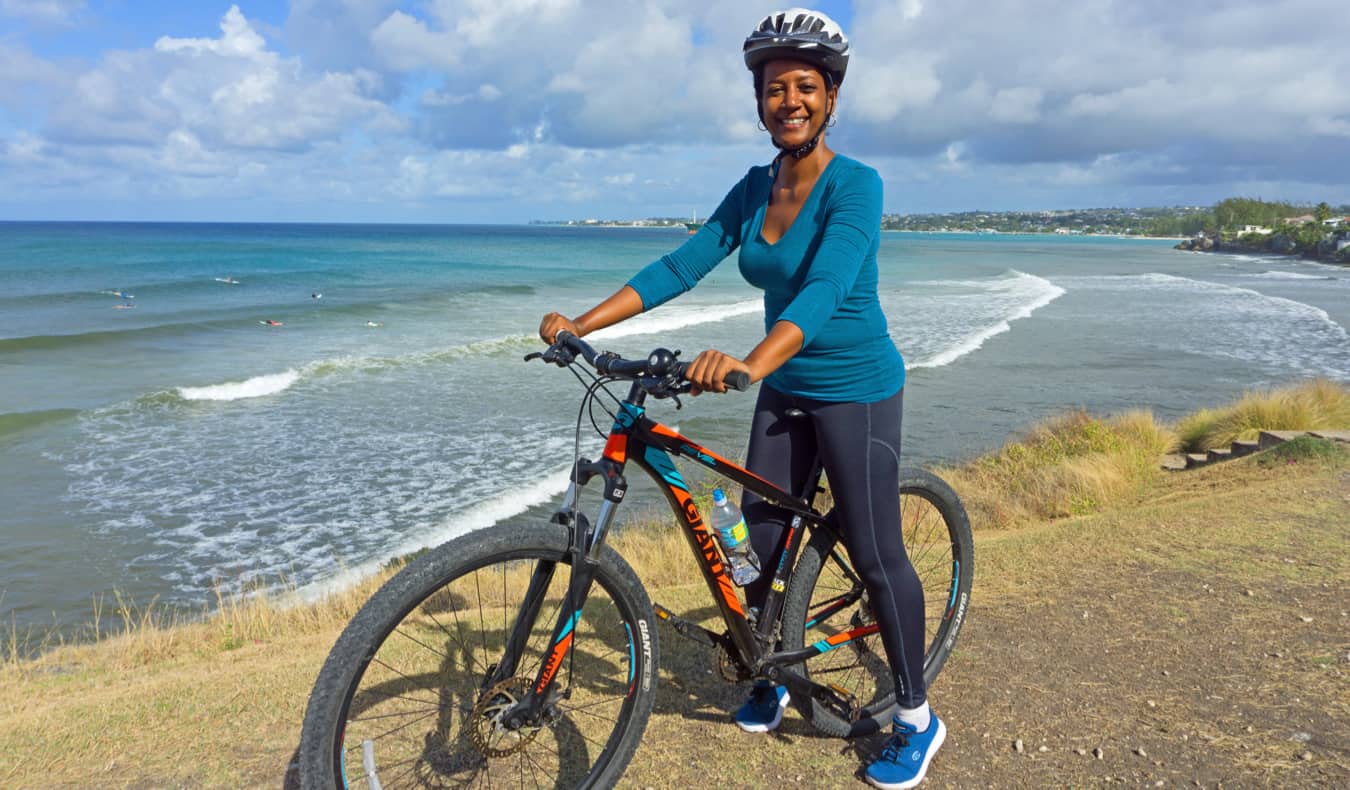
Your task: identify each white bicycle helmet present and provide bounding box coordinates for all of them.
[743,8,850,87]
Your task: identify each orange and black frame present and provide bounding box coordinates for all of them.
[485,363,887,732]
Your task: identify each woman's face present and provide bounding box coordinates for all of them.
[759,58,837,150]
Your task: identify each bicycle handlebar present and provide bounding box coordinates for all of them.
[538,331,751,393]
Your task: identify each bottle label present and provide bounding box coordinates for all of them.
[719,518,748,546]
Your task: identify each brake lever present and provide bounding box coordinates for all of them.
[526,345,575,367]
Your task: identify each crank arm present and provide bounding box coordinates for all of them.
[653,603,721,648]
[760,663,860,724]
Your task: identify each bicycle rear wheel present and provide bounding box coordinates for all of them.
[780,467,973,738]
[299,522,658,789]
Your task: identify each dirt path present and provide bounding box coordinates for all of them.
[619,462,1349,788]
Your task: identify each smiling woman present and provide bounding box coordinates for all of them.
[535,8,947,790]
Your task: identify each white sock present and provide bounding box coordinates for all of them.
[895,701,931,732]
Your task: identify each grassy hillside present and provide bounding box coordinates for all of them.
[1,383,1346,787]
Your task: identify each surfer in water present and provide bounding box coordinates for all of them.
[260,319,283,327]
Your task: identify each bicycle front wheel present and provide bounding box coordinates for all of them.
[781,467,973,738]
[299,522,658,789]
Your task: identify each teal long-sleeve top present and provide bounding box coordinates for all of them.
[626,154,904,403]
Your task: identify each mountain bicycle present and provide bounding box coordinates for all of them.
[299,331,973,789]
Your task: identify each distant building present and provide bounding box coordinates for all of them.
[1239,224,1273,234]
[1282,214,1316,224]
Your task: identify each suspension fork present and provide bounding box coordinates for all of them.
[498,453,629,724]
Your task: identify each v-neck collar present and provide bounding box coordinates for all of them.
[755,154,839,247]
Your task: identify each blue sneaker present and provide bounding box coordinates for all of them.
[734,682,790,733]
[865,714,946,789]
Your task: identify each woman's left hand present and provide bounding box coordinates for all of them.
[684,349,753,395]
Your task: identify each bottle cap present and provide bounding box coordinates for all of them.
[712,488,727,504]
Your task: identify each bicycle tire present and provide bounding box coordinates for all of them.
[299,522,658,789]
[780,467,973,738]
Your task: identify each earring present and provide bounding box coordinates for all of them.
[757,119,768,131]
[827,115,837,127]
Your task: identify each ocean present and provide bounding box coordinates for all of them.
[2,222,1347,631]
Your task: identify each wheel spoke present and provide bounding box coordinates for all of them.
[304,533,653,788]
[785,476,972,736]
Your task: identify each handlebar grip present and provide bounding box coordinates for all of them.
[672,363,751,392]
[552,330,598,364]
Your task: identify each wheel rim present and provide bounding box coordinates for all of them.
[801,487,959,713]
[332,550,642,788]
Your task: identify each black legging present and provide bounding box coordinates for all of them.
[741,384,927,708]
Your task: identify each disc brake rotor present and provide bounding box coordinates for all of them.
[469,676,543,757]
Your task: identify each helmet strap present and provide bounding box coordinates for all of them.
[781,129,823,159]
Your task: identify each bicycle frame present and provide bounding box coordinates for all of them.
[494,378,884,727]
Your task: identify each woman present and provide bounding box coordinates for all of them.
[538,9,942,789]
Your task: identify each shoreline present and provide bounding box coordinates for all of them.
[1176,244,1350,268]
[534,223,1188,241]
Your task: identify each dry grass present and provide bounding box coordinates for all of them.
[2,571,394,675]
[938,408,1178,530]
[6,381,1345,673]
[1175,378,1350,451]
[1,397,1346,787]
[2,435,1344,788]
[0,524,709,677]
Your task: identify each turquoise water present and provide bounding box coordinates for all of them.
[2,222,1347,630]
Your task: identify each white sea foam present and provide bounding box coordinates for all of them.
[906,271,1066,369]
[291,467,573,605]
[177,370,300,401]
[1055,272,1350,380]
[162,299,765,407]
[1243,270,1333,280]
[591,299,763,340]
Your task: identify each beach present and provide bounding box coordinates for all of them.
[2,223,1348,631]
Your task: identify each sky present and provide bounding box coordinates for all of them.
[0,0,1347,223]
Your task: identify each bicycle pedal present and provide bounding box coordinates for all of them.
[826,683,863,721]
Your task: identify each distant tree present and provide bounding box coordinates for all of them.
[1315,202,1331,222]
[1213,196,1305,234]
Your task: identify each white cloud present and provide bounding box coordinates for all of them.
[0,41,69,106]
[3,129,45,162]
[43,5,400,154]
[370,10,458,71]
[372,0,753,149]
[154,6,267,58]
[989,86,1043,124]
[0,0,83,25]
[3,1,1349,220]
[846,51,942,124]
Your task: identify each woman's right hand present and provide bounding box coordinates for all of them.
[539,312,582,343]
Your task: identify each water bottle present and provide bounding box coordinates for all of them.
[710,488,761,586]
